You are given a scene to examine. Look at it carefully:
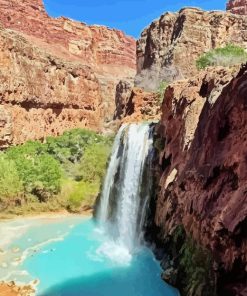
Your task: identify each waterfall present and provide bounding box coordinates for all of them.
[96,123,154,263]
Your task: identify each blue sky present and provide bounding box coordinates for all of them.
[43,0,227,38]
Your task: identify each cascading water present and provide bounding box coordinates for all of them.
[96,123,154,264]
[0,122,179,296]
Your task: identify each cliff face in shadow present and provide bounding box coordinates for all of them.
[153,65,247,296]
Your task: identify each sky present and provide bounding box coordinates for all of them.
[43,0,227,38]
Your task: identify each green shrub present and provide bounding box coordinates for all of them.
[196,44,247,69]
[0,155,24,209]
[157,81,169,104]
[46,129,113,164]
[0,129,113,214]
[6,142,62,201]
[75,143,112,183]
[61,179,99,212]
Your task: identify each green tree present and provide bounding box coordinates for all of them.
[0,155,24,209]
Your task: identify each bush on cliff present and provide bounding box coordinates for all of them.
[196,44,247,69]
[157,80,169,103]
[0,129,113,216]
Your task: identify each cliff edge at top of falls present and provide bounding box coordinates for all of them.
[135,6,247,91]
[154,65,247,296]
[0,0,136,147]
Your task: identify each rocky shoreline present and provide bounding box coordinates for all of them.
[0,282,35,296]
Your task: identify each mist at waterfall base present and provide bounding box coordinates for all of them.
[0,124,178,296]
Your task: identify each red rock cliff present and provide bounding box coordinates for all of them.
[155,66,247,295]
[136,8,247,91]
[0,0,136,73]
[0,0,136,147]
[227,0,247,15]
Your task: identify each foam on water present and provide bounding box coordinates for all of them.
[97,123,154,264]
[0,217,179,296]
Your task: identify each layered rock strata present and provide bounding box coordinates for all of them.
[136,7,247,90]
[0,0,136,147]
[154,66,247,295]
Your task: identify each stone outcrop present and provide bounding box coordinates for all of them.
[0,0,136,147]
[120,88,160,123]
[114,82,160,123]
[154,65,247,295]
[227,0,247,15]
[136,7,247,91]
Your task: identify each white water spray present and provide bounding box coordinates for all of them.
[97,123,154,264]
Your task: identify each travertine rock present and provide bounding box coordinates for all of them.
[0,0,136,146]
[0,26,103,145]
[0,281,35,296]
[0,106,12,148]
[136,7,247,90]
[156,66,247,295]
[117,87,161,123]
[227,0,247,15]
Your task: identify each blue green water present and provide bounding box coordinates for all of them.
[0,217,178,296]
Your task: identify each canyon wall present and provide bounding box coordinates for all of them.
[227,0,247,15]
[136,7,247,91]
[154,66,247,295]
[0,0,136,147]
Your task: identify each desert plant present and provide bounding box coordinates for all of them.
[196,44,247,69]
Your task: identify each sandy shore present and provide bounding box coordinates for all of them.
[0,209,93,221]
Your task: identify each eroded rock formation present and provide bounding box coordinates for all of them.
[227,0,247,15]
[0,0,136,147]
[154,66,247,295]
[114,82,160,123]
[136,7,247,91]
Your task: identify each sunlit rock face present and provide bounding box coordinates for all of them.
[0,0,136,147]
[136,7,247,91]
[156,66,247,295]
[227,0,247,15]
